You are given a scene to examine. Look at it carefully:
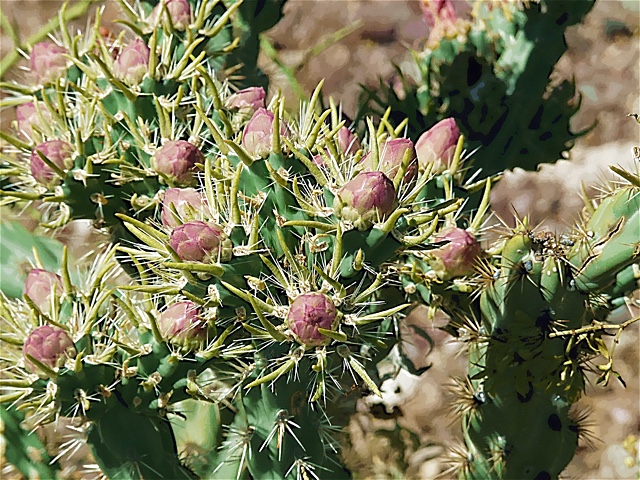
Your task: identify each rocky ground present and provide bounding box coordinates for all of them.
[0,0,638,478]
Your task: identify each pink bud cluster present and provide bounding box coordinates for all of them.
[30,42,68,85]
[152,140,204,185]
[148,0,191,31]
[242,108,289,158]
[429,227,481,279]
[416,118,460,173]
[361,138,418,185]
[334,171,397,230]
[227,87,266,114]
[169,220,233,263]
[158,301,207,349]
[23,325,76,374]
[30,140,74,188]
[114,38,150,85]
[287,292,337,347]
[24,269,64,314]
[161,188,206,228]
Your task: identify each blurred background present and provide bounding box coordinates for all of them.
[0,0,638,478]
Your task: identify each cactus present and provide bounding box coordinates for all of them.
[1,4,463,469]
[359,0,595,174]
[0,1,637,478]
[0,0,286,236]
[400,162,639,479]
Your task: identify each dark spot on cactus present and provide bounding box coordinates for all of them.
[480,104,489,123]
[520,147,529,155]
[540,131,552,141]
[535,310,554,331]
[502,135,513,155]
[533,471,552,480]
[547,414,562,431]
[517,382,534,403]
[255,0,267,15]
[466,58,482,86]
[513,351,525,365]
[529,106,543,130]
[113,388,129,408]
[556,13,569,26]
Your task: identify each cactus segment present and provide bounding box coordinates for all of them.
[359,0,595,174]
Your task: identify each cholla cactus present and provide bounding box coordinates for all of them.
[0,1,636,479]
[360,0,595,174]
[0,0,285,232]
[0,0,463,472]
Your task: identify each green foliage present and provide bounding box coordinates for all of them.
[359,0,595,175]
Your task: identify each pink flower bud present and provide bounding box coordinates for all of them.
[287,292,337,347]
[23,325,76,374]
[16,102,52,139]
[334,171,397,230]
[421,0,457,29]
[158,301,207,349]
[415,118,460,173]
[24,269,64,314]
[429,227,481,279]
[151,140,203,185]
[169,220,233,263]
[227,87,266,114]
[29,42,68,85]
[114,38,150,85]
[30,140,74,188]
[336,127,361,156]
[161,188,206,228]
[242,108,289,158]
[149,0,191,31]
[361,138,418,185]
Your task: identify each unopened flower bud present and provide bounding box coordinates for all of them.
[24,269,64,314]
[114,38,150,85]
[161,188,206,228]
[148,0,191,30]
[152,140,203,185]
[30,140,74,188]
[30,42,68,85]
[16,102,52,139]
[415,118,460,173]
[242,108,288,158]
[287,292,337,347]
[227,87,266,114]
[334,171,397,230]
[421,0,457,29]
[361,138,417,185]
[158,301,207,349]
[169,220,233,263]
[336,127,361,156]
[23,325,76,374]
[429,227,481,279]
